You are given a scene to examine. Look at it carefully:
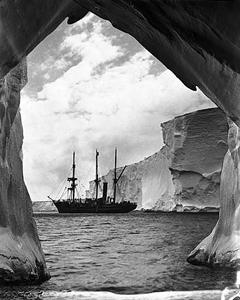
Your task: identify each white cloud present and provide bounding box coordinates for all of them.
[61,20,124,66]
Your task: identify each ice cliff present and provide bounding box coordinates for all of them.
[161,107,228,212]
[1,0,240,273]
[88,108,228,212]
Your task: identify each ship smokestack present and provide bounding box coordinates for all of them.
[103,182,108,204]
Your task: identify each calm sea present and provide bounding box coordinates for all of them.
[0,212,237,298]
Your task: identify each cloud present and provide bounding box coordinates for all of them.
[21,14,214,201]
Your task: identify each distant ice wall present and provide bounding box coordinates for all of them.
[87,108,228,212]
[32,201,57,213]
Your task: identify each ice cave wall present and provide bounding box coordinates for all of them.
[87,108,228,212]
[0,60,49,283]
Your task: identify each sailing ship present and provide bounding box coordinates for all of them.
[49,149,137,213]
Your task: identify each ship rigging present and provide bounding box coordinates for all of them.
[49,149,137,213]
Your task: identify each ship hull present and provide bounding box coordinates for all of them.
[53,200,137,214]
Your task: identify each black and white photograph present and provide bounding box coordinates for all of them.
[0,1,239,299]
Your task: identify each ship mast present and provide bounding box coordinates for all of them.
[113,148,127,204]
[95,150,100,201]
[113,148,117,204]
[68,152,77,201]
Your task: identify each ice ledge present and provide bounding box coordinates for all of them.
[41,290,221,300]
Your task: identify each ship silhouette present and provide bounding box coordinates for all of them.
[49,149,137,213]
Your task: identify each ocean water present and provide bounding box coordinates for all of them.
[37,212,235,293]
[0,212,237,298]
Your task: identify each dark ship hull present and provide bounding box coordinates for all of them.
[53,199,137,213]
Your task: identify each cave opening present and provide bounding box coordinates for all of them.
[19,11,231,293]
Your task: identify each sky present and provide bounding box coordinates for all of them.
[20,13,214,201]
